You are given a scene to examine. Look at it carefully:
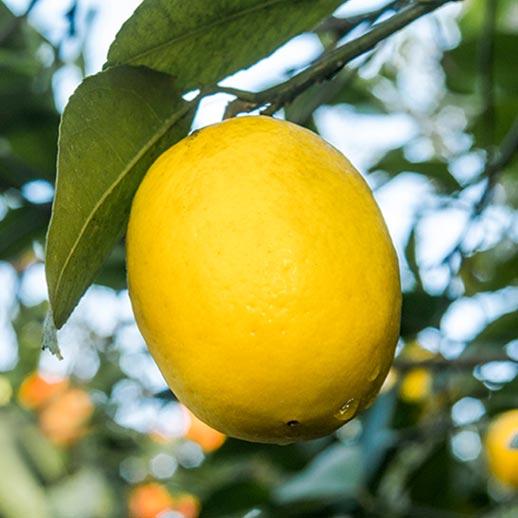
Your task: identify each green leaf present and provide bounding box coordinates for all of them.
[458,0,518,39]
[371,148,461,193]
[469,310,518,349]
[45,65,193,328]
[285,69,354,126]
[48,468,115,518]
[361,391,397,479]
[407,442,455,510]
[461,309,517,363]
[0,204,50,260]
[377,441,437,508]
[0,418,51,518]
[501,161,518,207]
[460,241,518,295]
[18,423,65,483]
[471,98,518,149]
[400,291,451,337]
[285,70,385,127]
[12,303,48,375]
[0,1,15,28]
[404,226,423,290]
[106,0,342,92]
[202,480,270,517]
[0,9,58,192]
[0,155,47,191]
[274,443,363,503]
[443,33,518,96]
[483,503,518,518]
[3,110,59,181]
[0,10,57,126]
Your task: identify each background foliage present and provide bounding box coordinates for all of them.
[0,0,517,517]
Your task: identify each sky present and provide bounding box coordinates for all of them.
[1,0,516,427]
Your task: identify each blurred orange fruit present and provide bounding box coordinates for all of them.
[485,410,518,489]
[174,493,200,518]
[18,371,69,410]
[39,387,94,445]
[129,483,174,518]
[128,483,200,518]
[184,407,226,453]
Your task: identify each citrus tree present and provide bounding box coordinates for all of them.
[0,0,517,516]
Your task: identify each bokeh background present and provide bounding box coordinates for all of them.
[0,0,517,516]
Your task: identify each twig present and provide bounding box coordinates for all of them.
[441,3,512,274]
[0,0,40,44]
[476,115,518,211]
[219,0,459,116]
[24,0,40,14]
[317,0,407,43]
[262,0,458,113]
[441,115,518,268]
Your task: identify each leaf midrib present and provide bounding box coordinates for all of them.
[111,0,303,66]
[50,99,194,323]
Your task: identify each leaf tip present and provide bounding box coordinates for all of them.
[42,309,63,360]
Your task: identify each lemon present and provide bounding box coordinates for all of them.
[127,116,401,443]
[399,341,434,403]
[400,368,431,403]
[485,410,518,489]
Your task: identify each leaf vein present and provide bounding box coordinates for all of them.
[51,99,194,309]
[112,0,294,67]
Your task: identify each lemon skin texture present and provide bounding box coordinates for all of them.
[127,116,401,444]
[485,410,518,489]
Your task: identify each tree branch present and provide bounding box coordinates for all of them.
[476,115,518,210]
[0,0,41,44]
[394,355,517,371]
[442,114,518,268]
[219,0,460,116]
[317,0,407,43]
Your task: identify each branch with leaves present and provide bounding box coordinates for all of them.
[316,0,407,42]
[220,0,460,117]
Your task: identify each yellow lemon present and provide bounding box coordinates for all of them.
[399,342,435,403]
[400,368,432,403]
[127,116,401,443]
[485,410,518,489]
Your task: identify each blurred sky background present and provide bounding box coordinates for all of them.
[1,0,517,438]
